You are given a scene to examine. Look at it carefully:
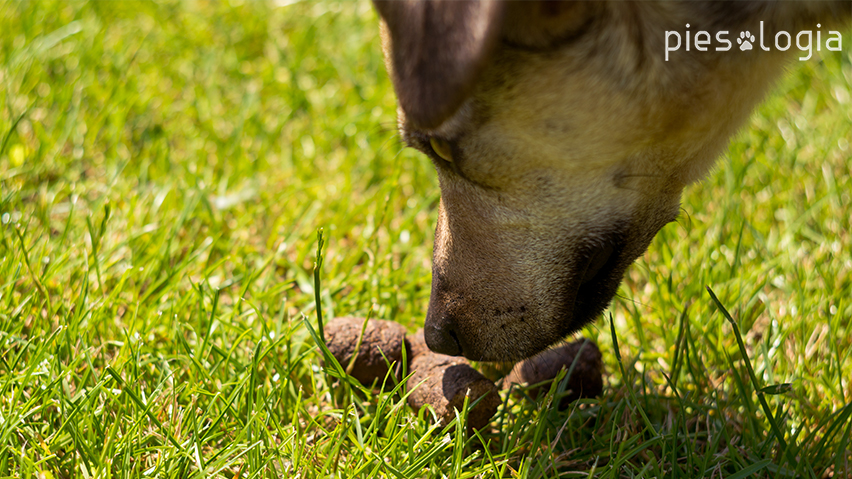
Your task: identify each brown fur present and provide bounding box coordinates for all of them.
[374,0,851,361]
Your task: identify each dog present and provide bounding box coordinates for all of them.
[373,1,851,362]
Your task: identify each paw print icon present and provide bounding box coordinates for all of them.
[738,31,756,51]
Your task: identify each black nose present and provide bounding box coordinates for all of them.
[424,317,463,356]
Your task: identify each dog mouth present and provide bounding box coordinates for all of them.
[559,239,626,343]
[580,243,617,286]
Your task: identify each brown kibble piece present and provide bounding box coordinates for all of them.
[324,317,410,385]
[503,338,603,409]
[406,330,501,430]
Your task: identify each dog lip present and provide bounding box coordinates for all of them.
[580,243,616,285]
[566,240,628,342]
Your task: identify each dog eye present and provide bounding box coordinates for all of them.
[429,137,454,163]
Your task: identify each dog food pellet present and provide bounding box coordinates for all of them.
[503,338,603,409]
[323,317,410,385]
[406,330,501,430]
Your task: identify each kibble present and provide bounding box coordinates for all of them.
[405,331,501,430]
[323,316,410,385]
[503,338,603,409]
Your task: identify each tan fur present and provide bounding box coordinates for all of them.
[374,0,851,361]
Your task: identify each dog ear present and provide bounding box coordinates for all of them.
[374,0,505,129]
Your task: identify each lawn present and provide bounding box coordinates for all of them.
[1,1,850,478]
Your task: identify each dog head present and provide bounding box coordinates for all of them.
[374,1,807,361]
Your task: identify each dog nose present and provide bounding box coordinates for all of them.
[424,317,463,356]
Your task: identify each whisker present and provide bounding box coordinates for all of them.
[614,183,643,192]
[675,206,692,228]
[612,292,654,310]
[617,173,665,179]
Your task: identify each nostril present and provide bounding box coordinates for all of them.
[424,321,463,356]
[446,329,461,351]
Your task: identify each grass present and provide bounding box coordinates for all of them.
[0,1,850,477]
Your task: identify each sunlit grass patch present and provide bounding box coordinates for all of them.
[1,1,850,477]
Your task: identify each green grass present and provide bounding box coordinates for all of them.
[1,1,850,477]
